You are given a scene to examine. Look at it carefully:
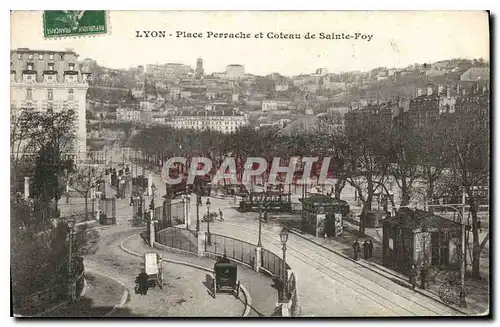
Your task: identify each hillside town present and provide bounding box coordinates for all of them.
[78,56,490,153]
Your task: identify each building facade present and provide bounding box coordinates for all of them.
[10,48,90,153]
[146,63,191,80]
[262,100,278,111]
[226,64,245,79]
[195,58,204,79]
[166,110,249,133]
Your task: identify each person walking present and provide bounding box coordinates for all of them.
[368,240,374,259]
[409,264,418,290]
[363,240,369,259]
[135,268,149,295]
[352,240,361,261]
[420,262,428,290]
[219,209,224,222]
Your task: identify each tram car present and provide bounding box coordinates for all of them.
[239,191,292,212]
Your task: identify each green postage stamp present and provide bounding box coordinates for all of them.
[43,10,108,38]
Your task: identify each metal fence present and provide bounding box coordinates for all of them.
[261,248,286,279]
[155,200,185,229]
[155,227,198,253]
[205,233,256,267]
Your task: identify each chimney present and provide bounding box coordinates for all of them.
[427,85,433,96]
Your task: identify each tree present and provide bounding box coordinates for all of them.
[389,114,424,206]
[11,198,99,313]
[68,167,101,221]
[417,120,453,206]
[343,114,391,234]
[11,107,76,197]
[446,102,489,279]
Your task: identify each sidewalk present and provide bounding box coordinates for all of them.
[122,233,279,317]
[286,223,488,316]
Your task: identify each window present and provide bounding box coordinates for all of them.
[26,88,33,100]
[47,89,54,101]
[48,63,54,71]
[69,63,75,71]
[38,54,43,60]
[49,53,54,60]
[17,53,21,60]
[68,88,74,101]
[27,63,34,71]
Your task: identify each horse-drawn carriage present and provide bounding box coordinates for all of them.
[213,256,239,297]
[141,252,164,289]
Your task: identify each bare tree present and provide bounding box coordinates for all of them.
[344,115,390,234]
[68,167,101,221]
[389,114,424,206]
[446,99,489,279]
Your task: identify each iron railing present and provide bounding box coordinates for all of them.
[155,227,198,253]
[261,248,291,279]
[155,200,185,229]
[205,233,256,267]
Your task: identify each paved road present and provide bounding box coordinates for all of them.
[83,224,246,317]
[139,166,464,317]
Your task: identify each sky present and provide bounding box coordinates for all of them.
[10,11,490,76]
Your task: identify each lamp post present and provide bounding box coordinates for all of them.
[279,227,289,302]
[206,198,212,245]
[257,203,263,247]
[67,220,76,303]
[196,194,201,234]
[151,183,157,213]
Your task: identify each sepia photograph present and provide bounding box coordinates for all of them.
[9,10,490,318]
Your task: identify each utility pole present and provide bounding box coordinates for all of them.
[460,187,466,308]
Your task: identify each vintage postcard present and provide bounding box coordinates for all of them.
[10,10,490,318]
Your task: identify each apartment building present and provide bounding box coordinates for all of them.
[10,48,90,153]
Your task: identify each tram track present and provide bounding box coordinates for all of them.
[213,221,458,316]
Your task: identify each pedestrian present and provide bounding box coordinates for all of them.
[219,209,224,222]
[135,268,149,295]
[409,264,418,290]
[363,240,369,259]
[352,240,360,261]
[368,240,374,258]
[420,262,428,290]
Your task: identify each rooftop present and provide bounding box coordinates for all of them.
[385,208,463,230]
[299,194,349,207]
[12,48,78,55]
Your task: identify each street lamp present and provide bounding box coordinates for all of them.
[151,183,157,212]
[67,220,76,303]
[279,227,289,302]
[257,203,263,247]
[196,194,201,234]
[206,198,212,245]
